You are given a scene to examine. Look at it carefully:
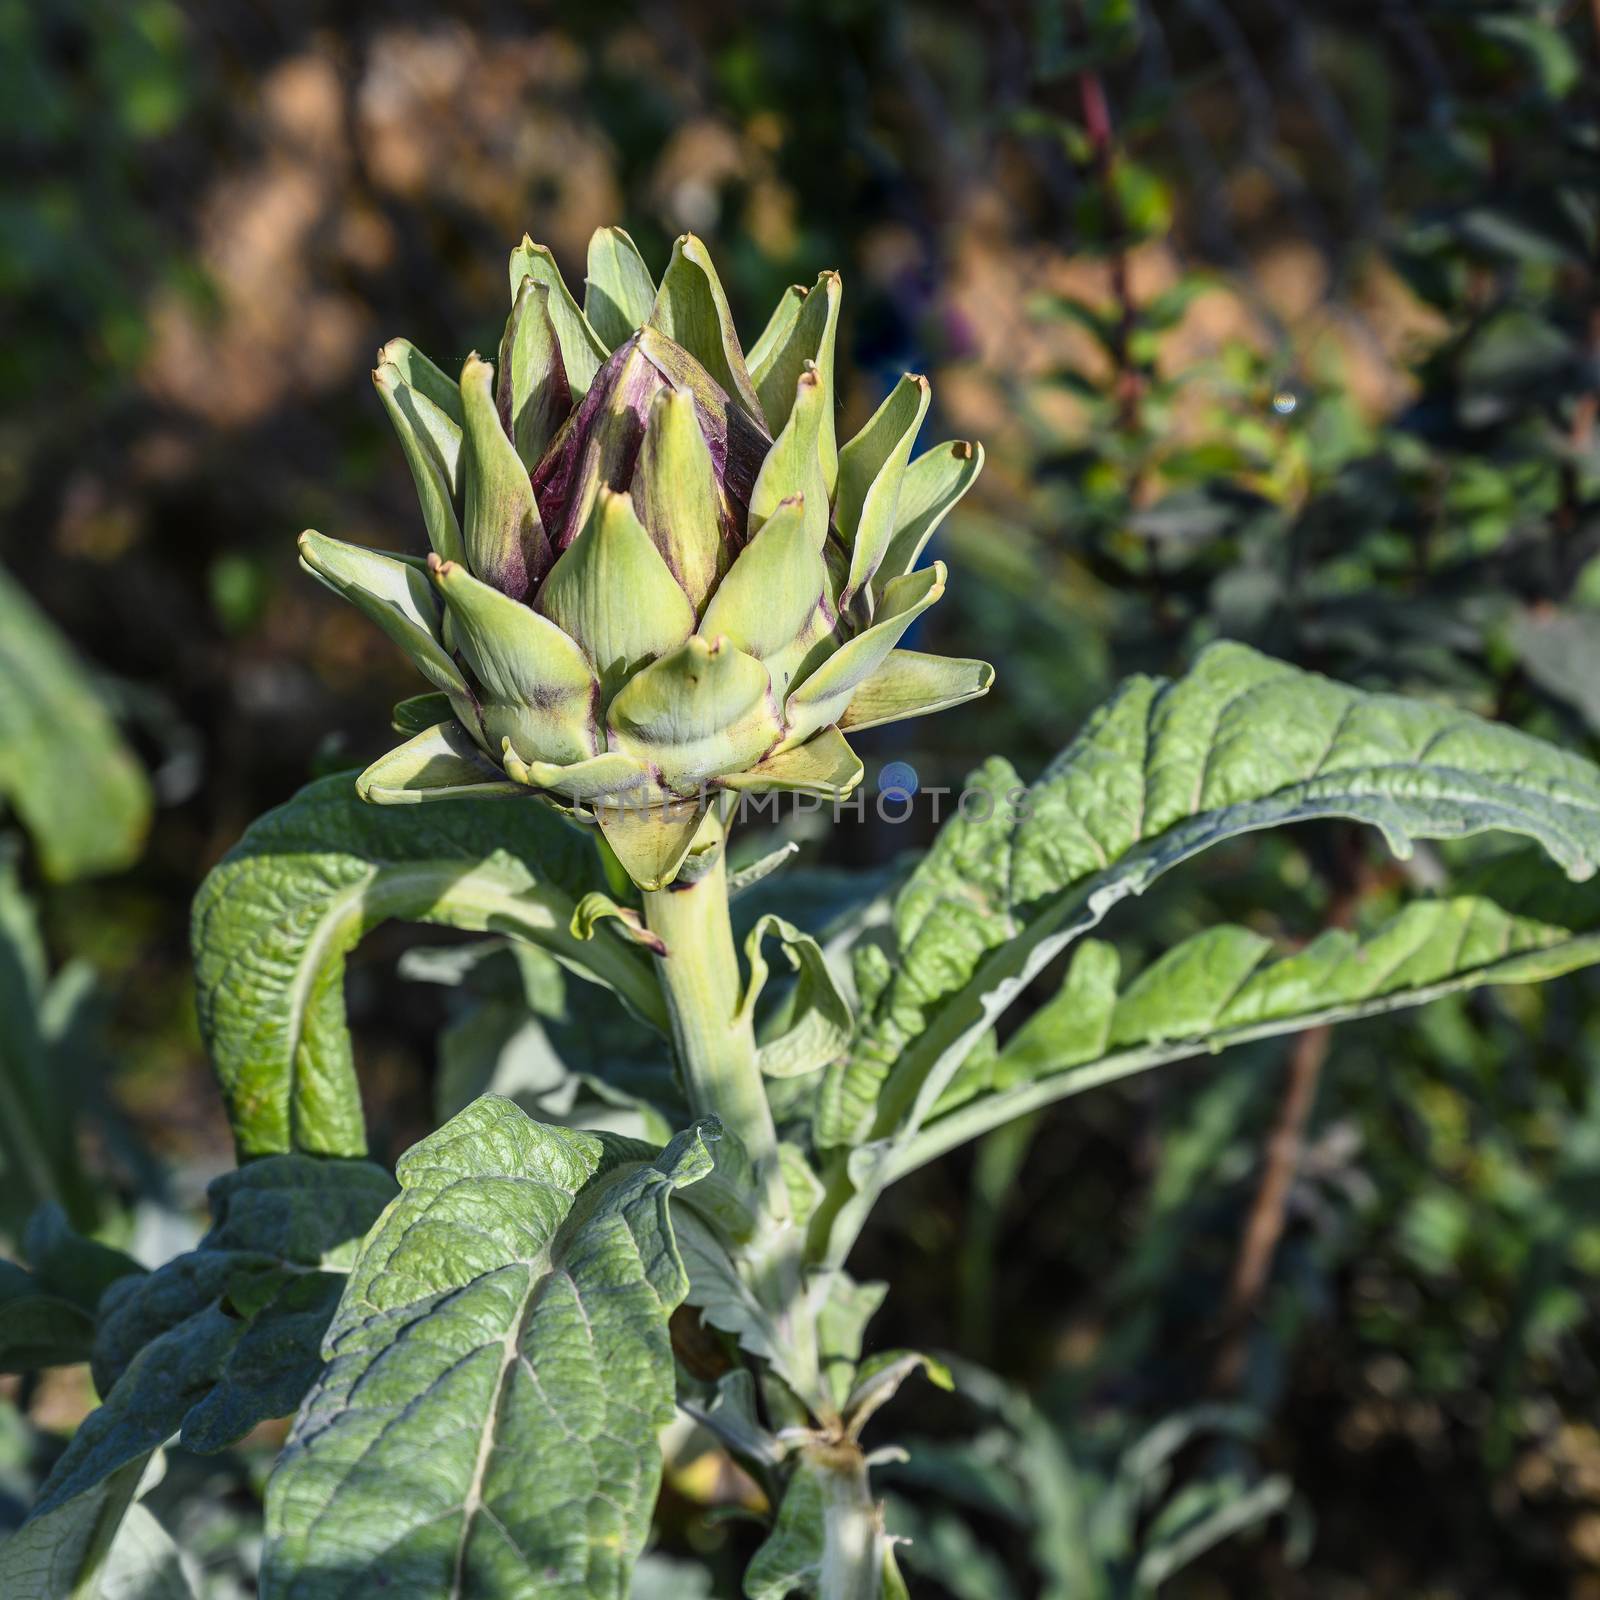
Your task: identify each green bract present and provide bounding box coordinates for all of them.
[300,226,992,888]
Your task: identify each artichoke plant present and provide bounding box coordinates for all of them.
[300,227,991,887]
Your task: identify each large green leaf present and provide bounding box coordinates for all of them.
[29,1156,395,1521]
[810,643,1600,1266]
[0,565,151,882]
[191,774,666,1158]
[261,1096,714,1600]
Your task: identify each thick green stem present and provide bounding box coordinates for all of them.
[805,1442,889,1600]
[642,820,827,1413]
[641,828,777,1169]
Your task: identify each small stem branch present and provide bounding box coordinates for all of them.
[1211,1023,1329,1391]
[1213,841,1364,1390]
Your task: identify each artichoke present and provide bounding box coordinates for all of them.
[300,227,991,887]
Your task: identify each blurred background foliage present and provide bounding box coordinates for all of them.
[2,0,1600,1594]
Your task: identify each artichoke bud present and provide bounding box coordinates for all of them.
[319,228,995,889]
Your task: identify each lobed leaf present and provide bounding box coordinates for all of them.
[812,643,1600,1265]
[912,898,1600,1167]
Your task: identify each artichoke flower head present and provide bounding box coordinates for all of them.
[300,227,991,888]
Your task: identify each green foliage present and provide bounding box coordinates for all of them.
[881,1365,1290,1600]
[0,1205,141,1373]
[260,1097,714,1599]
[743,914,855,1080]
[743,1447,834,1600]
[30,1155,394,1521]
[6,5,1600,1591]
[811,642,1600,1268]
[0,1456,193,1600]
[190,773,664,1158]
[926,895,1600,1136]
[0,566,151,883]
[403,938,683,1141]
[0,845,110,1230]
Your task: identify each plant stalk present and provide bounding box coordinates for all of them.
[641,818,831,1413]
[641,822,779,1172]
[803,1441,888,1600]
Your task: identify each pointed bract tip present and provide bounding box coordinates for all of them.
[500,736,534,786]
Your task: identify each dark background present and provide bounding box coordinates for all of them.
[4,2,1600,1594]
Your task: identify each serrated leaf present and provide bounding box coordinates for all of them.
[191,774,666,1157]
[813,642,1600,1265]
[0,566,152,882]
[815,760,1018,1148]
[261,1096,714,1600]
[681,1368,783,1472]
[28,1156,395,1521]
[910,897,1600,1164]
[673,1204,808,1394]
